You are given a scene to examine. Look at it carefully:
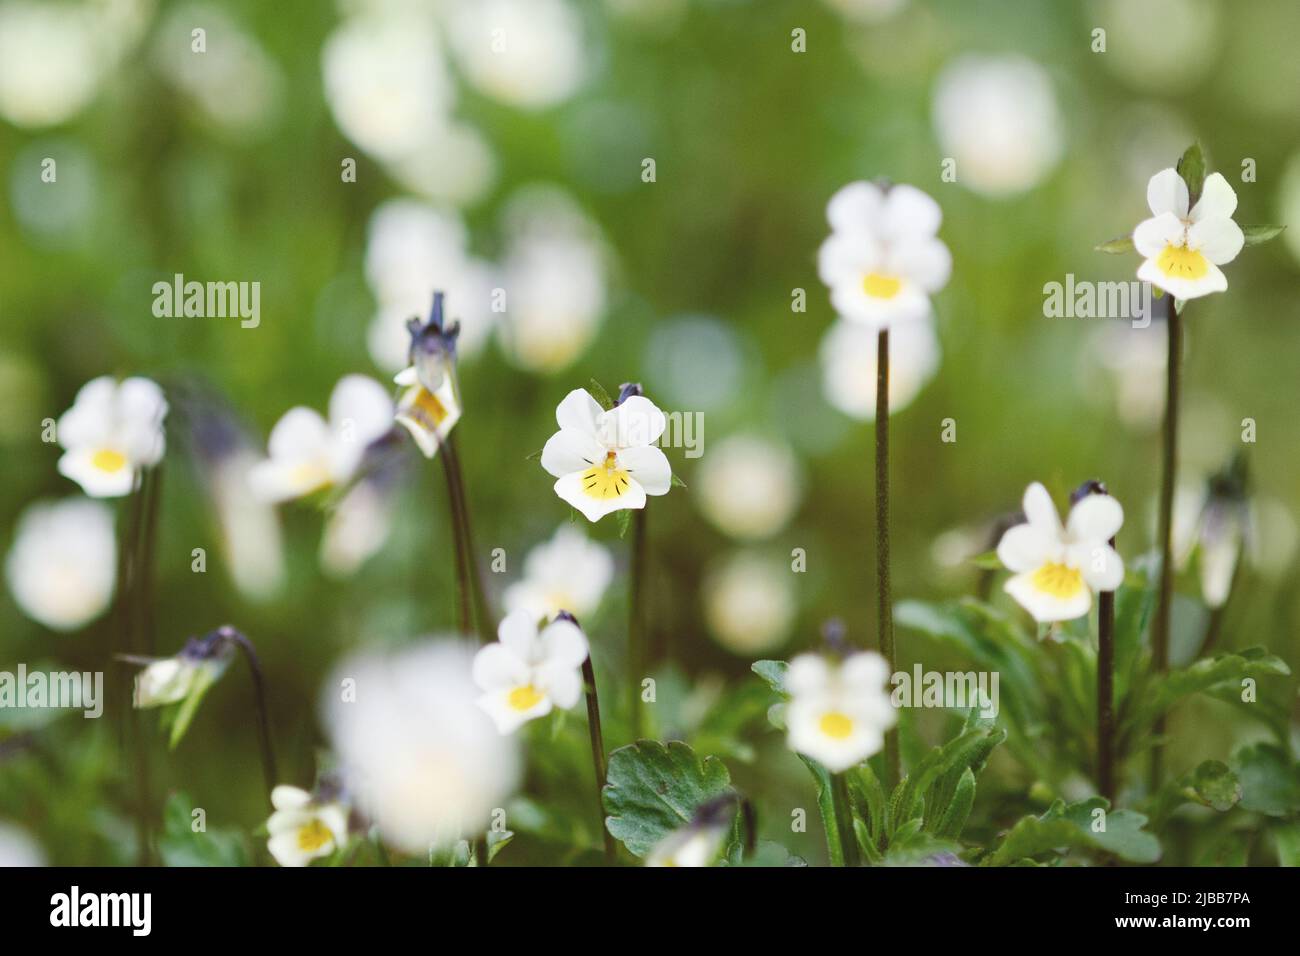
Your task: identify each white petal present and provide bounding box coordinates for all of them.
[267,407,331,461]
[1190,172,1237,223]
[553,472,645,522]
[247,459,328,503]
[538,664,583,709]
[539,618,589,668]
[56,377,116,450]
[619,445,672,496]
[826,181,885,233]
[267,831,312,867]
[1132,212,1184,258]
[329,374,394,446]
[57,448,136,498]
[1137,257,1227,300]
[472,642,529,691]
[817,232,882,286]
[996,522,1056,573]
[601,396,667,448]
[883,184,942,239]
[496,609,539,658]
[271,785,313,812]
[1079,544,1124,592]
[890,236,951,293]
[1146,167,1188,218]
[555,388,604,437]
[1066,493,1124,542]
[1187,217,1244,265]
[476,688,551,734]
[1021,482,1062,535]
[785,654,829,696]
[1004,570,1092,622]
[840,651,890,690]
[540,428,605,478]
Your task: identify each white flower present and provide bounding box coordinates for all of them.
[786,652,896,773]
[249,375,393,502]
[820,315,941,420]
[1134,168,1244,300]
[817,181,951,328]
[323,640,520,854]
[207,449,286,601]
[5,498,115,632]
[502,524,614,622]
[540,389,673,522]
[0,822,45,867]
[445,0,586,110]
[56,376,167,498]
[645,824,724,867]
[321,477,396,578]
[997,483,1125,623]
[473,610,589,734]
[266,785,349,868]
[696,434,802,540]
[363,200,497,372]
[931,55,1063,198]
[131,641,233,710]
[393,365,462,459]
[704,551,796,656]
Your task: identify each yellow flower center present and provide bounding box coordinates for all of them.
[412,386,449,426]
[297,818,333,853]
[91,449,128,473]
[288,461,332,493]
[508,684,545,711]
[1031,562,1085,599]
[1156,244,1208,280]
[862,273,902,300]
[819,711,854,739]
[580,452,632,500]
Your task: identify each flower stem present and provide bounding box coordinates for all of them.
[116,474,152,865]
[875,329,900,788]
[445,434,495,645]
[437,440,473,637]
[628,508,648,740]
[1150,296,1182,790]
[830,771,860,867]
[581,655,617,864]
[216,627,278,794]
[1097,553,1116,804]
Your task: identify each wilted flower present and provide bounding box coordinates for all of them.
[645,795,736,867]
[5,497,115,632]
[249,375,393,502]
[540,386,672,522]
[56,376,167,498]
[1134,168,1243,300]
[997,482,1124,623]
[473,610,590,734]
[266,785,349,868]
[324,640,520,854]
[502,524,614,622]
[392,294,465,459]
[786,651,896,773]
[820,315,940,420]
[696,434,802,539]
[818,181,951,328]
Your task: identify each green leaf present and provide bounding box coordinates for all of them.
[799,756,845,867]
[1231,743,1300,817]
[1186,760,1242,812]
[602,740,734,857]
[615,508,632,539]
[670,473,688,489]
[751,659,789,694]
[1176,142,1206,204]
[847,763,887,847]
[487,828,514,862]
[1241,224,1286,246]
[1094,235,1135,254]
[588,378,614,410]
[158,792,250,867]
[1273,822,1300,867]
[934,767,976,839]
[1136,647,1290,727]
[1058,798,1161,863]
[163,666,223,750]
[983,798,1159,865]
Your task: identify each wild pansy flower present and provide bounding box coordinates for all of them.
[473,610,589,734]
[1174,458,1249,610]
[5,497,116,632]
[997,482,1124,624]
[786,651,896,773]
[820,315,941,421]
[126,629,237,748]
[55,376,168,498]
[817,181,951,328]
[540,384,672,522]
[266,784,349,868]
[393,292,464,459]
[249,375,393,502]
[502,524,613,622]
[1134,167,1243,300]
[645,796,737,868]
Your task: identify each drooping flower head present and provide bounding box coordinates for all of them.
[125,627,239,748]
[249,375,394,502]
[502,524,613,622]
[540,383,672,522]
[786,649,897,773]
[817,181,951,328]
[265,783,350,868]
[1176,454,1249,610]
[996,482,1124,624]
[393,292,464,459]
[473,610,590,734]
[56,376,168,497]
[1134,167,1243,300]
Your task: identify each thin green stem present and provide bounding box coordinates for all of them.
[1097,553,1116,804]
[830,772,860,867]
[445,434,494,645]
[581,655,617,864]
[217,627,278,794]
[1150,297,1182,791]
[628,508,647,740]
[875,329,900,788]
[437,440,472,637]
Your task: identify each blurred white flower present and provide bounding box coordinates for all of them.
[932,55,1063,198]
[703,551,796,655]
[321,476,396,578]
[5,497,115,632]
[266,785,349,868]
[818,181,951,328]
[364,200,497,372]
[323,640,520,853]
[502,524,613,622]
[540,388,672,522]
[997,483,1124,623]
[786,652,896,773]
[473,610,589,734]
[644,797,735,867]
[1279,151,1300,267]
[249,376,393,502]
[819,315,940,420]
[0,822,45,867]
[209,449,286,600]
[56,376,167,498]
[696,434,801,540]
[1100,0,1219,93]
[1134,168,1243,300]
[393,365,461,460]
[1082,322,1166,431]
[820,0,907,22]
[445,0,586,110]
[497,187,608,374]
